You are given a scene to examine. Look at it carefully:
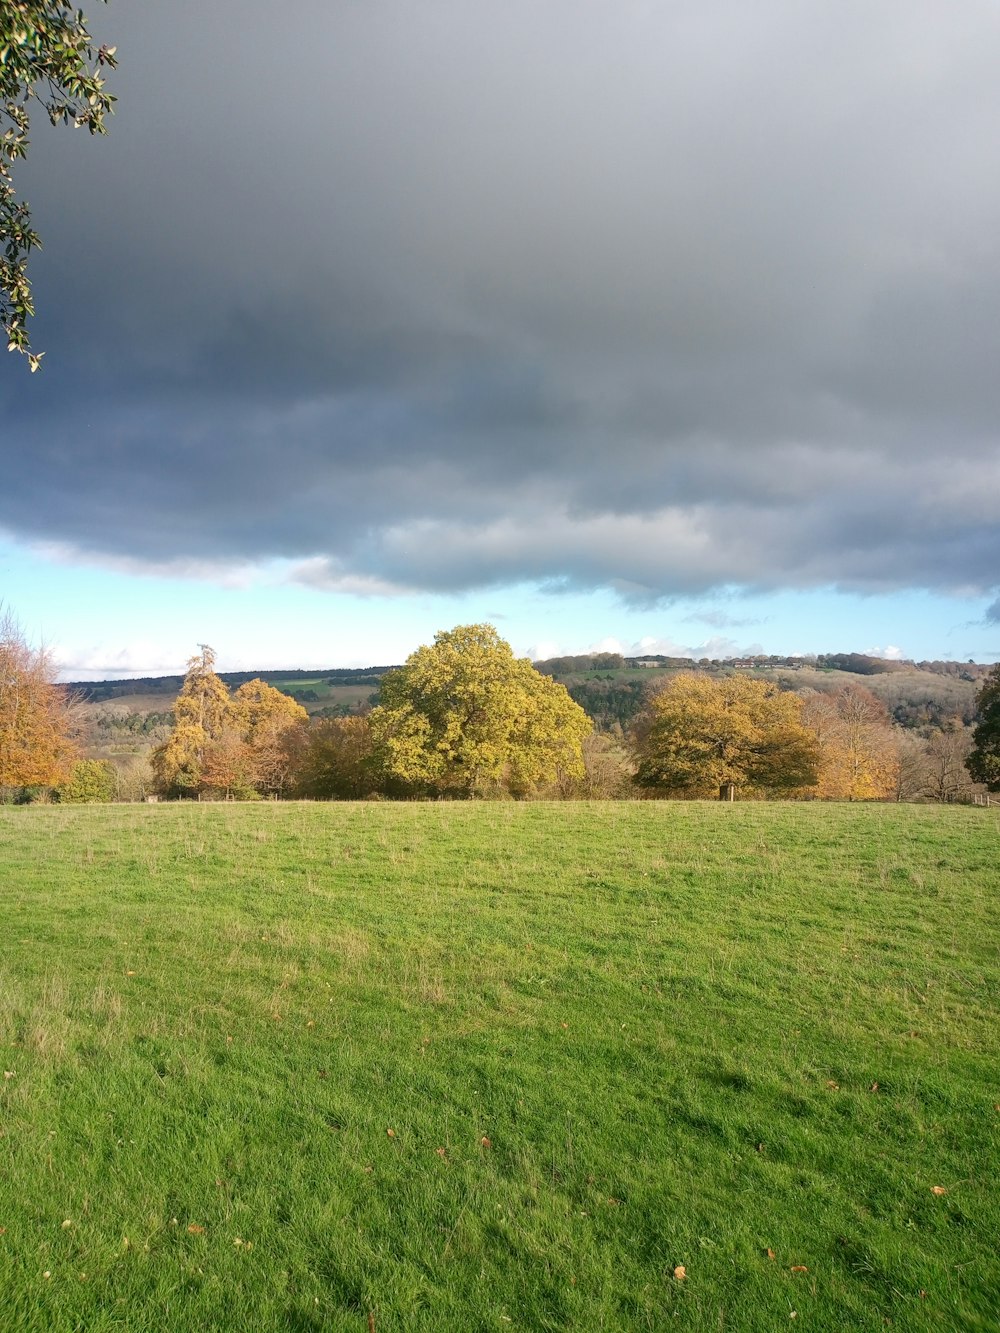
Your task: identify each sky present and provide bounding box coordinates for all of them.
[3,0,999,678]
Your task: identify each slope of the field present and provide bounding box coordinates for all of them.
[1,803,998,1331]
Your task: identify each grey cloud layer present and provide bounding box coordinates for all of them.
[3,0,999,601]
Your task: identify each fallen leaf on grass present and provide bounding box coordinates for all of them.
[435,1148,447,1158]
[317,1070,328,1079]
[480,1136,492,1148]
[869,1082,879,1092]
[766,1249,776,1260]
[919,1290,927,1300]
[187,1224,205,1234]
[125,970,137,977]
[61,1220,73,1230]
[673,1265,686,1281]
[2,1071,13,1080]
[790,1265,809,1273]
[386,1128,395,1138]
[930,1186,948,1196]
[825,1081,839,1090]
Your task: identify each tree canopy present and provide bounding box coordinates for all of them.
[2,0,116,368]
[152,648,307,798]
[151,646,229,796]
[632,671,819,799]
[215,678,309,799]
[369,624,591,797]
[0,605,76,790]
[801,684,899,801]
[292,714,381,801]
[966,663,1000,791]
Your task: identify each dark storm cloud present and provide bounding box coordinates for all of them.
[3,0,1000,604]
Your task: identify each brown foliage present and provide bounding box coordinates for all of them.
[293,714,381,800]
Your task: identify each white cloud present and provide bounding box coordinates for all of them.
[53,640,189,681]
[527,640,562,661]
[864,643,906,660]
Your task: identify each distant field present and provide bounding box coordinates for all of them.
[81,680,377,719]
[1,803,998,1330]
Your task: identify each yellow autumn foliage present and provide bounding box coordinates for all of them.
[370,624,591,797]
[632,672,820,798]
[152,649,307,798]
[802,685,899,801]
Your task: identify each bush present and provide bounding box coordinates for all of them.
[58,759,116,804]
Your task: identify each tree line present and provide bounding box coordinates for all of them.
[2,611,999,804]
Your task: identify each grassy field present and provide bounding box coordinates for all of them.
[0,802,998,1331]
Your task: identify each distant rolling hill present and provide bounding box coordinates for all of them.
[68,653,990,743]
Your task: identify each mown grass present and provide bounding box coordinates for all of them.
[1,801,998,1331]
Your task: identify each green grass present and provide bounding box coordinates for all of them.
[1,802,998,1331]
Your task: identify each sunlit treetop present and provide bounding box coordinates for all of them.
[371,623,592,797]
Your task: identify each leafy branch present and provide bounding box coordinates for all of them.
[1,1,116,370]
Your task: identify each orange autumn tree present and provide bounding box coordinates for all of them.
[203,679,307,799]
[153,649,307,798]
[802,684,899,801]
[0,607,77,792]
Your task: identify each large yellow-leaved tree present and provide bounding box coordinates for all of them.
[370,624,591,797]
[632,671,820,799]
